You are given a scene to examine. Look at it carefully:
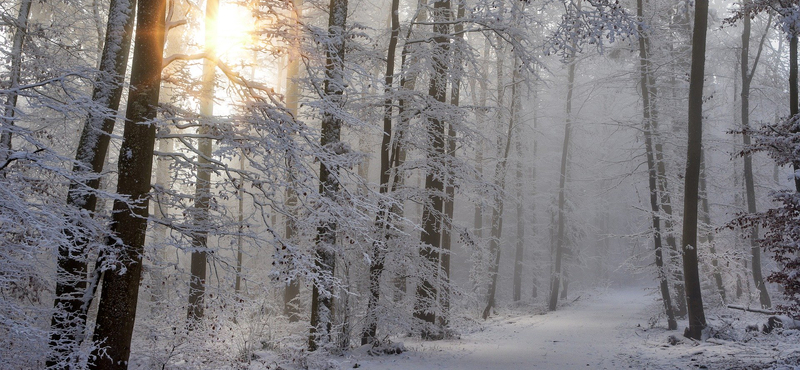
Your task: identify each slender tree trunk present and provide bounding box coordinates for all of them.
[0,0,32,162]
[437,0,465,329]
[512,56,524,303]
[235,153,245,295]
[529,77,539,300]
[481,76,518,319]
[740,13,772,309]
[187,0,219,323]
[309,0,348,350]
[391,0,425,304]
[792,34,799,193]
[413,0,450,339]
[361,0,400,345]
[282,0,303,323]
[89,0,166,366]
[681,0,709,340]
[637,0,677,329]
[549,55,577,312]
[699,152,726,304]
[48,0,137,364]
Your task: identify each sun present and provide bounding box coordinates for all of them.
[211,2,255,57]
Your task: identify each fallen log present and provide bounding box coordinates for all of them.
[727,305,777,315]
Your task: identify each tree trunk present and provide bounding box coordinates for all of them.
[529,75,539,301]
[512,56,524,303]
[740,13,772,309]
[681,0,709,340]
[637,0,677,329]
[699,152,726,304]
[437,0,465,328]
[549,54,577,312]
[0,0,32,162]
[48,0,137,364]
[89,0,166,366]
[282,0,304,323]
[187,0,219,323]
[792,34,800,193]
[482,55,519,320]
[361,0,400,345]
[309,0,348,350]
[413,0,450,339]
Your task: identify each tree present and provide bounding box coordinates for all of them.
[0,0,31,162]
[47,0,137,364]
[637,0,676,329]
[309,0,348,350]
[89,0,166,366]
[414,0,451,339]
[680,0,709,340]
[361,0,401,345]
[187,0,220,323]
[740,10,773,309]
[549,49,577,312]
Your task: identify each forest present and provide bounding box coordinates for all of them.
[2,0,800,367]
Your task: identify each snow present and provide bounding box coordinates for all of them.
[298,288,800,370]
[350,288,643,370]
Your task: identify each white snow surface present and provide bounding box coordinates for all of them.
[350,288,645,370]
[334,288,800,370]
[244,287,800,370]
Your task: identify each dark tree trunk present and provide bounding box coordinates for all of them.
[437,0,465,328]
[309,0,348,350]
[740,13,772,309]
[792,34,799,193]
[361,0,400,345]
[637,0,677,329]
[681,0,709,340]
[48,0,136,364]
[187,0,220,322]
[89,0,166,366]
[413,0,450,339]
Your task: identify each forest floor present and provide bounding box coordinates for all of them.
[313,287,800,370]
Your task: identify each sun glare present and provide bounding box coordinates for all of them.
[212,4,254,57]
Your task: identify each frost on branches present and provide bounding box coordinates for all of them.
[737,115,800,317]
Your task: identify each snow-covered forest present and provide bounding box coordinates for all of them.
[2,0,800,367]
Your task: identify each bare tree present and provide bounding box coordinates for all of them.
[89,0,166,366]
[680,0,709,340]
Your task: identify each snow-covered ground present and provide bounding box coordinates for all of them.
[323,288,800,370]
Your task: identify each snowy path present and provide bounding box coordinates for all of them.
[353,288,648,370]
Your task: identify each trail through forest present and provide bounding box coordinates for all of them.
[344,288,800,370]
[353,288,647,369]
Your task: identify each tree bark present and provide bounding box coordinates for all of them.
[413,0,450,339]
[699,152,726,304]
[309,0,348,350]
[0,0,32,162]
[48,0,137,364]
[482,55,520,319]
[637,0,677,329]
[89,0,166,366]
[512,56,524,303]
[282,0,304,323]
[361,0,400,345]
[187,0,219,323]
[740,13,771,309]
[549,54,577,312]
[792,34,799,193]
[681,0,709,340]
